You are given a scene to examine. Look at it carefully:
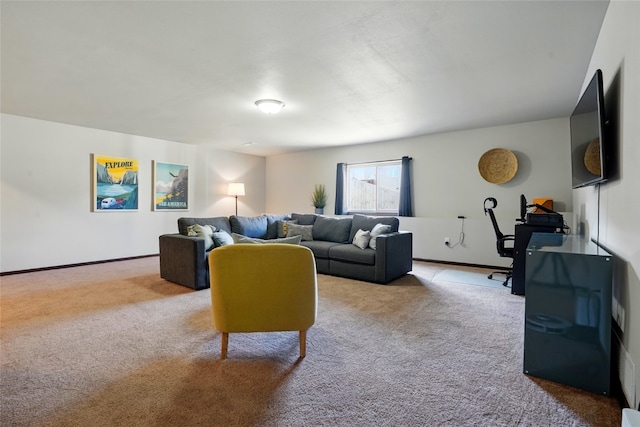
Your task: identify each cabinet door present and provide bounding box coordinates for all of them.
[524,249,612,395]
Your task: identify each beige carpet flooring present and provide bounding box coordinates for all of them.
[0,257,621,426]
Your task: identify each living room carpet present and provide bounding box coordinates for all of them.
[0,258,621,426]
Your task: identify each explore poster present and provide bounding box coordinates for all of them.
[92,154,139,211]
[152,161,188,211]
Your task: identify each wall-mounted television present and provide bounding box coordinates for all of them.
[570,69,609,189]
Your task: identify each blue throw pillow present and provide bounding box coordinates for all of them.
[212,230,234,247]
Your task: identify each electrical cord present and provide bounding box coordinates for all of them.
[446,216,467,248]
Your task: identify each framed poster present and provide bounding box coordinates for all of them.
[152,161,189,211]
[91,154,139,211]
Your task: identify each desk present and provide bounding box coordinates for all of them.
[512,223,558,295]
[523,233,612,395]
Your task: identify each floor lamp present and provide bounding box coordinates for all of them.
[228,182,245,215]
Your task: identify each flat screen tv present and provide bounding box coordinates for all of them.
[570,69,608,188]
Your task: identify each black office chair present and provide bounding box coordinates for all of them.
[483,197,515,287]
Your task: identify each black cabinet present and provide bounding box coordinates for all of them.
[523,233,612,395]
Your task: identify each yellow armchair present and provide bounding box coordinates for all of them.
[208,243,318,359]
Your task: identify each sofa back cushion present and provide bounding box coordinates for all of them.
[178,217,231,236]
[265,214,292,239]
[230,215,269,239]
[348,214,399,242]
[312,216,352,243]
[291,213,317,225]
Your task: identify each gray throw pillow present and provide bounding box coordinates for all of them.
[232,233,302,245]
[212,230,234,247]
[352,229,371,249]
[287,223,314,241]
[349,214,399,242]
[187,224,216,250]
[369,223,392,250]
[232,233,260,244]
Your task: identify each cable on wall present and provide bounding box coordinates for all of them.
[446,216,467,248]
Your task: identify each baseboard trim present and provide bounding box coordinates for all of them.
[0,254,159,276]
[413,258,510,272]
[2,255,505,277]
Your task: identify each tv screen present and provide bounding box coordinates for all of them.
[570,69,608,188]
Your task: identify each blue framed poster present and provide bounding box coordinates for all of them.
[152,161,189,211]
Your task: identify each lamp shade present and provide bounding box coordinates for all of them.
[228,182,245,196]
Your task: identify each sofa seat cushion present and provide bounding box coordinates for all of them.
[230,215,268,239]
[300,241,342,259]
[312,216,352,243]
[328,244,376,266]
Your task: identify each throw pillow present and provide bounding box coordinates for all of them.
[187,224,216,250]
[277,219,298,238]
[286,223,314,241]
[232,233,260,244]
[369,223,392,250]
[266,214,291,239]
[271,235,303,245]
[352,228,371,249]
[349,214,399,242]
[212,230,234,247]
[232,233,303,245]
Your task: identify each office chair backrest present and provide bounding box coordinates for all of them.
[483,197,505,240]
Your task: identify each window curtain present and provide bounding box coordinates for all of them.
[334,163,346,215]
[399,156,413,217]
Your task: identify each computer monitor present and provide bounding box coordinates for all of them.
[520,194,527,221]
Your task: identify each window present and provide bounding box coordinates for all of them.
[345,160,402,214]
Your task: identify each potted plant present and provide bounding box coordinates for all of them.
[311,184,328,214]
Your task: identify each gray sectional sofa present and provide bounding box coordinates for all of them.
[159,213,413,290]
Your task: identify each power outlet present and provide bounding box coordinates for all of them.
[444,237,450,246]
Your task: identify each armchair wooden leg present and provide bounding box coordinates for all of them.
[299,330,307,358]
[221,332,228,359]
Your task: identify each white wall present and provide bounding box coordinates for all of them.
[0,114,266,272]
[266,117,573,267]
[578,0,640,409]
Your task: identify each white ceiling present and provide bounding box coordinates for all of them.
[1,1,609,157]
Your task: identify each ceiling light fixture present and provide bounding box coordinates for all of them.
[255,99,285,114]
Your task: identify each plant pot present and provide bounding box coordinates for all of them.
[315,208,324,214]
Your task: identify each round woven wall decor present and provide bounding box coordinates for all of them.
[478,148,518,184]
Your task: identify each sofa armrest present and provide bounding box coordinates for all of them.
[159,233,210,290]
[374,232,413,284]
